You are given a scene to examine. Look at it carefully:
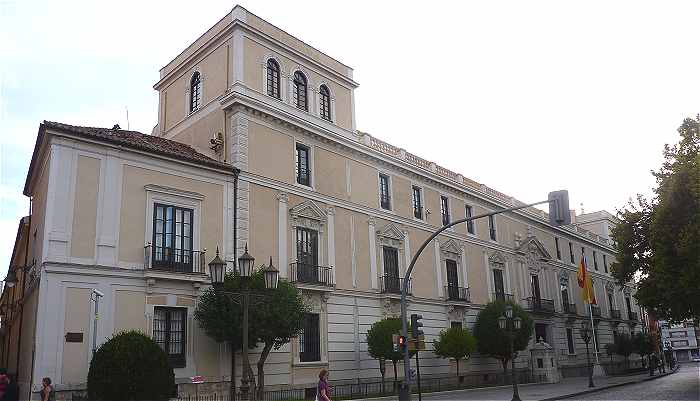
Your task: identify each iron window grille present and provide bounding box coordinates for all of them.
[555,237,561,260]
[153,307,187,368]
[266,59,281,99]
[300,313,321,362]
[488,215,497,241]
[319,84,331,121]
[451,321,463,329]
[152,204,194,272]
[379,174,391,210]
[465,205,474,234]
[566,328,575,354]
[293,71,308,111]
[440,196,450,226]
[190,72,201,113]
[569,242,575,263]
[295,144,311,186]
[412,186,423,219]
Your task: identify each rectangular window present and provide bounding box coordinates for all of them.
[566,328,575,354]
[608,292,615,311]
[531,275,541,301]
[671,340,689,347]
[569,242,575,263]
[488,215,497,241]
[603,254,608,273]
[412,186,423,219]
[535,323,548,343]
[593,251,598,270]
[379,174,391,210]
[581,247,586,264]
[450,321,463,329]
[153,307,187,368]
[152,204,193,272]
[625,297,632,315]
[382,246,400,293]
[440,196,450,226]
[465,205,475,234]
[493,269,505,300]
[296,227,318,282]
[555,237,561,260]
[300,313,321,362]
[295,144,311,186]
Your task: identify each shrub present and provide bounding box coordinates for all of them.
[87,331,175,401]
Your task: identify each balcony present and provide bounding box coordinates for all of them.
[563,302,577,315]
[289,263,334,288]
[628,311,638,321]
[492,292,514,303]
[610,309,621,320]
[380,275,411,295]
[591,305,601,317]
[524,297,555,314]
[144,244,206,274]
[444,286,470,302]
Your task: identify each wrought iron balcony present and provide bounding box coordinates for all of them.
[289,263,334,287]
[492,292,514,303]
[628,311,638,321]
[380,275,411,295]
[610,309,621,319]
[144,244,206,274]
[563,302,577,315]
[524,297,555,314]
[591,305,602,317]
[444,286,470,302]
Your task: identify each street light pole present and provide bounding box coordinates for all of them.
[241,288,251,400]
[580,321,594,388]
[399,191,570,401]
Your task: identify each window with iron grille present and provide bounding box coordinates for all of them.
[293,71,308,111]
[412,186,423,219]
[581,247,586,265]
[569,242,575,263]
[152,204,193,271]
[319,85,331,121]
[451,321,462,329]
[295,144,311,186]
[300,313,320,362]
[488,215,497,241]
[190,72,201,113]
[593,251,598,270]
[465,205,475,234]
[603,254,608,273]
[379,174,391,210]
[266,59,281,99]
[153,307,187,368]
[566,328,575,354]
[440,196,450,226]
[555,237,561,260]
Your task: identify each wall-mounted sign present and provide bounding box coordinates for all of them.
[65,332,83,343]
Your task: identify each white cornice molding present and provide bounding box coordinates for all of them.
[144,184,205,201]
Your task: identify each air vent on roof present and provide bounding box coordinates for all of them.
[112,124,121,130]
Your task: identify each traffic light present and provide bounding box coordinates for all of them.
[410,314,424,339]
[548,190,571,226]
[398,335,407,350]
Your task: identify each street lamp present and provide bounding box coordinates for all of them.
[208,245,279,401]
[3,269,17,288]
[497,304,522,401]
[579,321,595,388]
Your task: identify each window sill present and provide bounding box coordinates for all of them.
[294,182,316,192]
[294,360,328,368]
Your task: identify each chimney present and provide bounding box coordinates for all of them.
[569,210,577,224]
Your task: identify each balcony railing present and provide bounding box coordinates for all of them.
[610,309,621,319]
[144,244,206,274]
[563,302,577,315]
[380,275,411,295]
[492,292,514,303]
[628,311,638,321]
[524,297,555,314]
[591,305,601,317]
[445,286,470,302]
[289,263,334,287]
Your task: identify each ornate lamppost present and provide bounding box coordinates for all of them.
[208,246,279,401]
[579,320,595,388]
[497,304,522,401]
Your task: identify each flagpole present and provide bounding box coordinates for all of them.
[589,304,600,364]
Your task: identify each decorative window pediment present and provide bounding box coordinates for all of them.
[488,251,507,267]
[440,239,463,256]
[515,236,552,260]
[605,281,615,292]
[376,222,404,249]
[559,271,570,287]
[290,200,326,232]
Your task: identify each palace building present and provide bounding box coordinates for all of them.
[0,5,643,399]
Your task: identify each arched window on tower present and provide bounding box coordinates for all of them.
[319,84,331,121]
[293,71,308,111]
[267,59,281,99]
[190,72,201,113]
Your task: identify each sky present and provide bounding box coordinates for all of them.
[1,0,699,275]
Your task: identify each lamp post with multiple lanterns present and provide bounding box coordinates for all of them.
[579,320,595,388]
[497,304,523,401]
[207,245,279,401]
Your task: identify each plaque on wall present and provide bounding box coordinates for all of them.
[65,332,84,343]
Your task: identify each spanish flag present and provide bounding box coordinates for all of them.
[577,256,597,305]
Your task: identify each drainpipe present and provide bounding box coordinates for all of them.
[233,167,239,266]
[16,198,32,383]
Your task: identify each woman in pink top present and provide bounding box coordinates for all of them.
[316,368,332,401]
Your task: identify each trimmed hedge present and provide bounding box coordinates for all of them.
[87,331,175,401]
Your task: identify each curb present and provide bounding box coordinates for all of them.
[538,370,675,401]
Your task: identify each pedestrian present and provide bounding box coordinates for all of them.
[316,368,332,401]
[657,355,664,374]
[0,368,9,401]
[4,374,18,401]
[649,354,656,376]
[40,377,53,401]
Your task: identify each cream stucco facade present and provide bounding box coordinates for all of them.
[1,5,644,399]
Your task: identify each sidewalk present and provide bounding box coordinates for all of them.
[360,370,674,401]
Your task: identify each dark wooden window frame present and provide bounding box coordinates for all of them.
[465,205,475,234]
[295,143,311,186]
[319,84,331,121]
[190,72,201,113]
[266,59,281,99]
[440,196,450,226]
[152,203,194,271]
[555,237,561,260]
[153,306,187,368]
[412,186,423,220]
[300,313,321,362]
[379,174,391,210]
[293,71,308,111]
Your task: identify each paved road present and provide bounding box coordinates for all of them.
[567,363,699,400]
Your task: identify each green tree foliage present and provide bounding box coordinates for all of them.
[366,317,414,390]
[473,301,533,373]
[195,269,307,398]
[611,116,700,321]
[432,326,477,377]
[87,331,175,401]
[613,332,634,366]
[632,332,654,360]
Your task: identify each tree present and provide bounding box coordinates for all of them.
[433,326,477,378]
[195,269,307,399]
[473,301,533,375]
[366,317,414,391]
[611,116,700,321]
[633,332,654,366]
[87,331,175,401]
[613,332,634,368]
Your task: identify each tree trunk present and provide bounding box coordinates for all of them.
[379,359,386,394]
[256,342,274,401]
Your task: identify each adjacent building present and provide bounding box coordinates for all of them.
[659,320,700,362]
[0,5,643,399]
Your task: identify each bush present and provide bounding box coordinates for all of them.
[87,331,175,401]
